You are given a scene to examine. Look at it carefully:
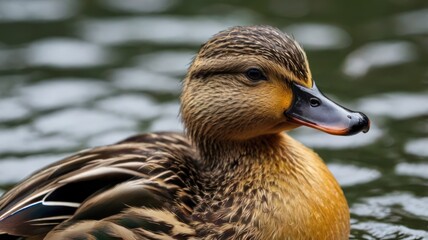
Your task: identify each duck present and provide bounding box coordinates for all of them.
[0,25,370,240]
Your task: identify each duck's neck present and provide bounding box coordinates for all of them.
[192,132,350,239]
[195,133,284,173]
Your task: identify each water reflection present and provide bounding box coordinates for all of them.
[33,108,137,139]
[0,0,78,22]
[395,8,428,35]
[135,51,193,76]
[396,163,428,179]
[79,16,245,45]
[101,0,177,13]
[19,79,110,110]
[0,97,29,122]
[268,0,309,18]
[26,38,113,68]
[356,92,428,120]
[404,138,428,158]
[149,101,182,132]
[352,193,428,218]
[0,48,25,70]
[352,221,428,239]
[0,154,70,184]
[0,127,77,154]
[328,164,381,187]
[112,68,181,93]
[343,41,417,78]
[285,23,351,50]
[88,130,138,147]
[96,94,161,120]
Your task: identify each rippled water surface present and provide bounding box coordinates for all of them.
[0,0,427,239]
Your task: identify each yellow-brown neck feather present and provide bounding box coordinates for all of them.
[190,133,349,239]
[181,87,349,238]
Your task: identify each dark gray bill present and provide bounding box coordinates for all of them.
[284,82,370,135]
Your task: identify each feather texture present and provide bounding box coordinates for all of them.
[0,133,201,239]
[0,26,359,240]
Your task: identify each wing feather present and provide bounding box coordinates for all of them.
[0,132,200,238]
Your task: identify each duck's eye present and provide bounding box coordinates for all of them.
[246,68,267,81]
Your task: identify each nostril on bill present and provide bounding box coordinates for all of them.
[309,98,321,107]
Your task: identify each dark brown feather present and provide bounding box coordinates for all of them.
[0,132,201,239]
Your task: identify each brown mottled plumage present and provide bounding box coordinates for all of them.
[0,26,370,240]
[195,26,309,81]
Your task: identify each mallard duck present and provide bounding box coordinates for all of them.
[0,26,369,240]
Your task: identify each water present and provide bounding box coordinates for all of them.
[0,0,427,238]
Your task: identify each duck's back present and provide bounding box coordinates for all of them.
[0,132,201,239]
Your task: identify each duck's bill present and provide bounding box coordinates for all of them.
[284,82,370,136]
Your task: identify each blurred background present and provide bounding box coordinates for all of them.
[0,0,427,238]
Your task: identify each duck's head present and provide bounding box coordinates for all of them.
[181,26,369,142]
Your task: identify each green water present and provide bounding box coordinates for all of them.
[0,0,427,239]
